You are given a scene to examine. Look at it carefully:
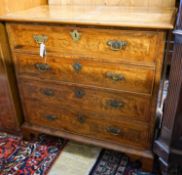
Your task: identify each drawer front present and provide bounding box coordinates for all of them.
[20,79,151,122]
[23,99,150,149]
[15,53,155,94]
[7,23,164,65]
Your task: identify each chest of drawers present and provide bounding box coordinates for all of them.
[7,23,164,169]
[0,4,176,171]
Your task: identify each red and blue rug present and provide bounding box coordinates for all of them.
[0,133,67,175]
[89,149,154,175]
[0,132,155,175]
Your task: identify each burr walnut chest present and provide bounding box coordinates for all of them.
[0,2,177,171]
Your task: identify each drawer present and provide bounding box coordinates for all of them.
[23,99,150,149]
[15,53,155,94]
[20,79,151,122]
[7,23,165,65]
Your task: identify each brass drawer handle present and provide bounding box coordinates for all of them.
[43,115,57,121]
[72,63,82,72]
[77,114,86,124]
[33,35,48,44]
[74,89,85,98]
[42,89,55,97]
[35,63,50,72]
[106,72,125,81]
[106,99,124,109]
[107,40,127,51]
[107,127,121,136]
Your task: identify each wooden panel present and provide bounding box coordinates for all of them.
[0,23,21,131]
[7,23,164,65]
[0,0,47,132]
[22,95,150,149]
[48,0,175,8]
[1,6,176,29]
[22,123,154,172]
[20,79,151,122]
[14,53,155,94]
[0,58,17,130]
[0,0,47,16]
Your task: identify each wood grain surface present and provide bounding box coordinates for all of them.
[0,0,47,16]
[48,0,176,8]
[3,2,168,168]
[6,23,165,156]
[0,0,173,170]
[7,23,165,65]
[0,24,21,131]
[22,94,150,149]
[0,0,47,133]
[19,79,151,122]
[13,53,155,94]
[1,5,176,29]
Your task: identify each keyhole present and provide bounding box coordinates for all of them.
[70,30,80,41]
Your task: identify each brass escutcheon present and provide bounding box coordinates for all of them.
[106,99,124,109]
[107,40,127,51]
[42,89,55,97]
[70,30,81,41]
[77,114,86,124]
[74,89,85,98]
[107,127,121,136]
[106,72,125,81]
[44,115,57,121]
[72,62,82,72]
[33,35,48,44]
[35,63,50,72]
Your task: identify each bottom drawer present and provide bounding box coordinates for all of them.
[24,99,150,149]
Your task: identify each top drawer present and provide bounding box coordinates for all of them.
[7,23,165,65]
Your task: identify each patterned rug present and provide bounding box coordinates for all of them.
[0,133,67,175]
[0,132,155,175]
[90,150,155,175]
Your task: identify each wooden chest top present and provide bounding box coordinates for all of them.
[0,5,177,29]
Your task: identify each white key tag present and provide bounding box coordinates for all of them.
[40,43,46,58]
